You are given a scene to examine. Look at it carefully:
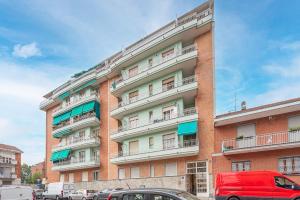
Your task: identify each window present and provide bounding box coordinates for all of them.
[79,151,85,162]
[237,124,256,148]
[78,130,85,140]
[288,115,300,131]
[274,176,296,189]
[123,194,145,200]
[162,77,175,91]
[163,133,175,149]
[118,168,125,179]
[60,174,64,182]
[148,58,153,67]
[129,116,139,128]
[165,162,177,176]
[129,66,138,78]
[150,164,155,177]
[82,171,88,182]
[129,140,139,155]
[162,48,174,59]
[68,173,74,183]
[232,161,251,172]
[93,170,99,181]
[130,167,140,178]
[279,156,300,174]
[149,111,153,122]
[92,150,99,161]
[162,106,176,120]
[149,194,174,200]
[149,137,154,149]
[129,90,139,103]
[149,84,153,96]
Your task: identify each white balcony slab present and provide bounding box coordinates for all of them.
[110,145,199,164]
[52,117,99,137]
[111,113,198,142]
[110,82,198,119]
[52,159,100,171]
[52,138,100,152]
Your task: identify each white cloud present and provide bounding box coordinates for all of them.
[12,42,41,58]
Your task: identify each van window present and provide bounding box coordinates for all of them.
[274,176,295,189]
[149,194,174,200]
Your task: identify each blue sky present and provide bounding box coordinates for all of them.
[0,0,299,165]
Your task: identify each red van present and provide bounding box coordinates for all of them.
[215,171,300,200]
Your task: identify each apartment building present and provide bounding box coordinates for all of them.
[31,161,46,178]
[0,144,22,185]
[213,98,300,184]
[40,1,214,198]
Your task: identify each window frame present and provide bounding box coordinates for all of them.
[231,160,251,172]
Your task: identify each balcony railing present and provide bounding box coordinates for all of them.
[0,159,17,165]
[111,45,197,90]
[222,130,300,152]
[111,107,197,135]
[53,112,97,131]
[53,91,98,114]
[53,134,100,150]
[52,157,99,167]
[0,173,16,179]
[113,75,196,110]
[112,139,198,159]
[107,8,211,69]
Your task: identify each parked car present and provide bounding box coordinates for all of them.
[215,171,300,200]
[42,182,75,200]
[0,185,34,200]
[33,188,44,199]
[68,189,98,200]
[96,188,199,200]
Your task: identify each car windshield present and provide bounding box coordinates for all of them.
[275,176,297,189]
[176,192,199,200]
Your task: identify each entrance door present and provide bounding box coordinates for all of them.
[186,161,209,197]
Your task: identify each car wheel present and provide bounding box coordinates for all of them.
[228,197,239,200]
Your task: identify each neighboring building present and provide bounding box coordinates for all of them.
[31,161,45,178]
[213,98,300,184]
[0,144,22,185]
[40,1,214,198]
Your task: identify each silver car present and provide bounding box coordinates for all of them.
[68,189,98,200]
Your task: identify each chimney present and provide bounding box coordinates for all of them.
[241,101,247,110]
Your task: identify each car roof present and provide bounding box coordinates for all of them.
[108,188,185,195]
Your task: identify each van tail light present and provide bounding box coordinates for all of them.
[108,193,112,200]
[61,190,64,197]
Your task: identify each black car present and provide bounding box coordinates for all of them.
[97,188,199,200]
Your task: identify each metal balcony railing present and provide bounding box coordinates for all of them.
[53,134,100,150]
[53,90,98,114]
[0,173,16,179]
[111,139,198,159]
[111,107,197,135]
[111,45,197,90]
[53,112,97,131]
[0,159,17,165]
[112,75,196,110]
[52,157,99,167]
[222,130,300,152]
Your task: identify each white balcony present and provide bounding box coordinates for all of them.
[0,159,17,165]
[222,130,300,155]
[0,173,17,179]
[111,107,198,142]
[52,158,100,171]
[110,139,199,164]
[110,76,198,119]
[52,91,99,117]
[52,136,100,152]
[108,8,212,75]
[110,45,197,96]
[52,112,99,137]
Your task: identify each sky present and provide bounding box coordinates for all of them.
[0,0,299,165]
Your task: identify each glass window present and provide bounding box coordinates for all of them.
[279,156,300,174]
[274,176,295,189]
[118,168,125,179]
[123,194,145,200]
[149,137,154,149]
[129,66,139,78]
[232,161,251,172]
[130,167,140,178]
[162,77,175,91]
[149,194,174,200]
[93,171,99,181]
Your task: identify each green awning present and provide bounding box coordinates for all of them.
[82,101,95,113]
[53,115,61,125]
[53,129,72,138]
[178,121,198,135]
[50,149,71,162]
[58,91,70,101]
[71,105,83,117]
[60,111,71,122]
[73,79,96,93]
